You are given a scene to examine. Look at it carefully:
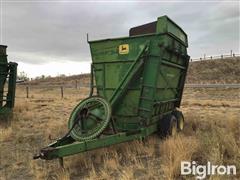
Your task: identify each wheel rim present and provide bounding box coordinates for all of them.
[68,96,111,141]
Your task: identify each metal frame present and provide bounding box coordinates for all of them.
[35,123,158,160]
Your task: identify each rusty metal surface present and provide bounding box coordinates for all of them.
[129,21,157,36]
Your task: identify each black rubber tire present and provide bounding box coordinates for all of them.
[158,114,178,138]
[172,110,184,132]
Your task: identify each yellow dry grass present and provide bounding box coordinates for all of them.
[160,135,199,179]
[0,86,239,180]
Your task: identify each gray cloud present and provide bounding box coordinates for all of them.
[1,1,239,66]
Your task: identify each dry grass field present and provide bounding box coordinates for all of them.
[0,85,239,180]
[187,57,240,84]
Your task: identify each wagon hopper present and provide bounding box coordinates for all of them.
[34,16,190,160]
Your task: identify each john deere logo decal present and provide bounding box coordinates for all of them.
[119,44,129,54]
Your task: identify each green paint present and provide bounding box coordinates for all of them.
[0,45,18,115]
[35,16,190,160]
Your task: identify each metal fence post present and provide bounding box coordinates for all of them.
[61,86,63,98]
[26,86,29,98]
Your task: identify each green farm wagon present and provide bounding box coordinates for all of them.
[0,45,18,115]
[34,16,190,160]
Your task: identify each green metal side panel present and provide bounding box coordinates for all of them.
[89,16,189,131]
[90,36,154,117]
[156,16,188,47]
[90,37,151,63]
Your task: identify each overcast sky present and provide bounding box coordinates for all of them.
[0,0,239,78]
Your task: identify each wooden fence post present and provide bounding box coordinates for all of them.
[75,80,78,89]
[61,86,63,98]
[26,86,29,98]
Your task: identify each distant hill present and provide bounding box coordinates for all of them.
[21,57,240,86]
[187,57,240,84]
[21,74,90,86]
